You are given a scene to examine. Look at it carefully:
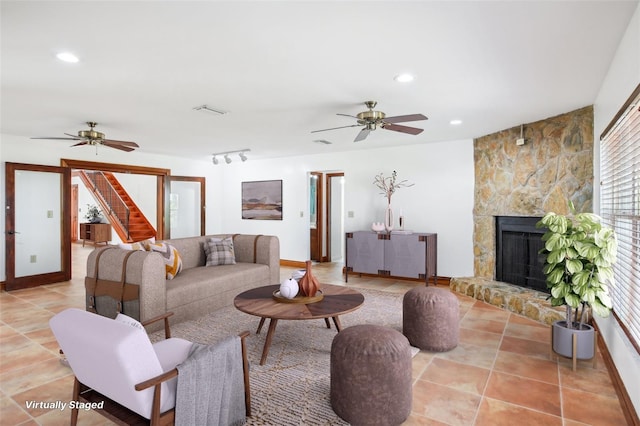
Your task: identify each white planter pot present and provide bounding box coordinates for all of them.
[551,320,595,360]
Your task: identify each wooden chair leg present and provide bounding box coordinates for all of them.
[150,383,162,425]
[163,316,171,339]
[71,377,80,426]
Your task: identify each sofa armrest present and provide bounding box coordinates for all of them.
[231,235,280,285]
[255,235,280,285]
[85,247,167,324]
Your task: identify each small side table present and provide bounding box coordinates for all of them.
[80,223,112,246]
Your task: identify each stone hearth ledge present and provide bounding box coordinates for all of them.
[450,277,565,325]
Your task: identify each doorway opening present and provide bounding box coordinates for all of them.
[309,171,345,263]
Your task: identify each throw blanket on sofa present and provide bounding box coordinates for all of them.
[176,336,246,426]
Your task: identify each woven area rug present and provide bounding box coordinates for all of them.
[150,287,414,425]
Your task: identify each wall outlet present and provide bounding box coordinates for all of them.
[47,210,54,218]
[348,211,354,218]
[516,138,526,146]
[299,211,304,218]
[30,255,37,263]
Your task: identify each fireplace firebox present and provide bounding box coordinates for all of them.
[495,216,548,293]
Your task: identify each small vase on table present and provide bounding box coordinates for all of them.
[385,203,394,232]
[299,260,320,297]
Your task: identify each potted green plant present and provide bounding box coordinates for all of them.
[536,203,617,359]
[84,204,103,223]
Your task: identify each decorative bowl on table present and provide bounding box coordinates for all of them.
[291,269,306,282]
[272,289,324,304]
[371,222,385,232]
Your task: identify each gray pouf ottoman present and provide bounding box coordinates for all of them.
[330,324,412,426]
[403,286,459,351]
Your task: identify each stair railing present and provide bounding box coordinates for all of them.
[85,171,130,240]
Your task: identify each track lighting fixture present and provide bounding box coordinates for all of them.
[193,104,227,115]
[211,149,251,165]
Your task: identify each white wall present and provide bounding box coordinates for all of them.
[593,2,640,416]
[1,134,475,281]
[219,139,475,278]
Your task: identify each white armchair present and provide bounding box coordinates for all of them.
[49,308,250,425]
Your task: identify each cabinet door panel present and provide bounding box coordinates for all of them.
[385,234,426,278]
[346,232,384,274]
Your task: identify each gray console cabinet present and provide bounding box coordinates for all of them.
[345,231,437,285]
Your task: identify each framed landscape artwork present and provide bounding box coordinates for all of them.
[241,180,283,220]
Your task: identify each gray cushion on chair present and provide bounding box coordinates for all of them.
[403,286,459,351]
[330,324,412,426]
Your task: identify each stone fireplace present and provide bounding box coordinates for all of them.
[450,105,594,324]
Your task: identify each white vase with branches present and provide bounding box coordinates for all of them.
[373,171,414,232]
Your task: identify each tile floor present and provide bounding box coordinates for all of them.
[0,244,628,425]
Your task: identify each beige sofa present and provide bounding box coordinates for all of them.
[85,234,280,330]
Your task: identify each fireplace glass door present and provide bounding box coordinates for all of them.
[495,216,547,292]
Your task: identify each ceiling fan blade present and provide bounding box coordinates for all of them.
[71,141,90,147]
[382,123,424,135]
[383,114,428,124]
[64,132,83,138]
[337,113,359,119]
[311,124,361,133]
[354,128,370,142]
[31,136,81,140]
[101,141,136,152]
[102,139,139,148]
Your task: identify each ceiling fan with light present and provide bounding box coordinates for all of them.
[32,122,139,152]
[311,101,428,142]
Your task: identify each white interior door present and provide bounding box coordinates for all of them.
[166,176,205,238]
[5,163,71,290]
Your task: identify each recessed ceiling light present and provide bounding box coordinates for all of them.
[394,73,414,83]
[56,52,79,63]
[450,119,463,125]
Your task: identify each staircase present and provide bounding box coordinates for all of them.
[80,171,156,243]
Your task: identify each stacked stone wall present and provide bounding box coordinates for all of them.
[450,277,565,325]
[473,106,594,278]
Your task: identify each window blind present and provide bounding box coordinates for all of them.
[600,85,640,353]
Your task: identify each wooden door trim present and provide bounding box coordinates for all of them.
[5,162,72,290]
[61,159,171,240]
[310,172,323,262]
[325,172,344,262]
[60,159,170,176]
[71,184,78,242]
[165,176,206,238]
